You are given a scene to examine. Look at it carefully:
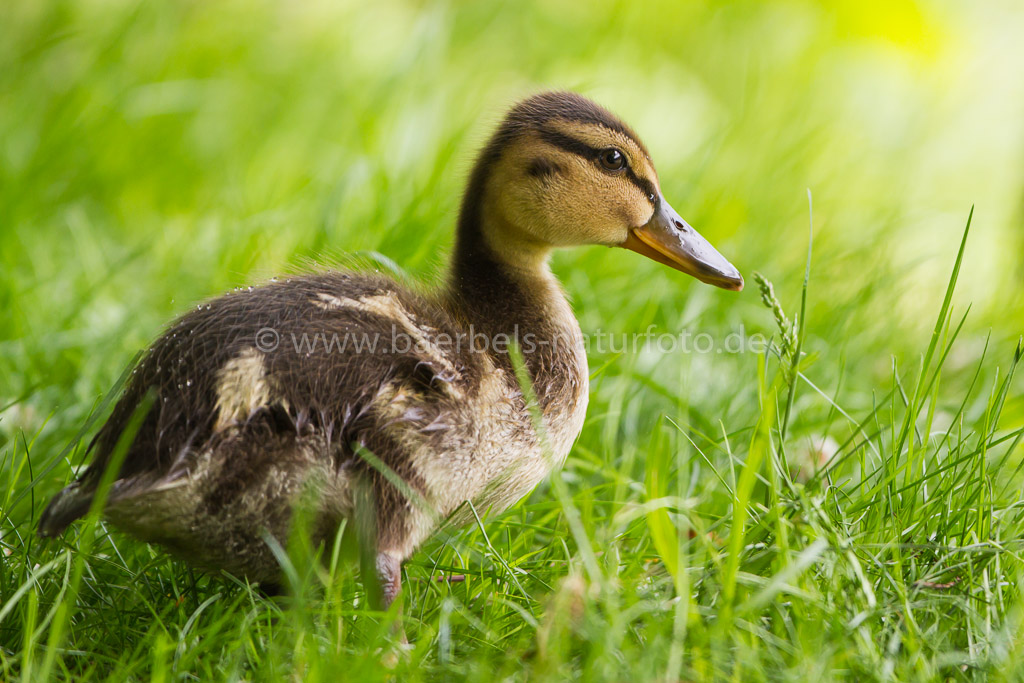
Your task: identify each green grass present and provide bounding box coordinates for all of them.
[3,1,1024,680]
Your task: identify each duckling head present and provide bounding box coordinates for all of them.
[458,91,743,291]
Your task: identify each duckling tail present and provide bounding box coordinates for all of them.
[37,481,93,538]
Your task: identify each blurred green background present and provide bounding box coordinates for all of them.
[2,1,1024,678]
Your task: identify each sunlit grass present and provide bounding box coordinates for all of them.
[2,1,1024,680]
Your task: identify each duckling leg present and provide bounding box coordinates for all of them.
[376,551,403,607]
[376,550,411,665]
[355,518,404,610]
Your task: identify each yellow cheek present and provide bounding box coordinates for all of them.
[502,161,656,245]
[634,200,657,228]
[554,177,649,234]
[607,183,653,230]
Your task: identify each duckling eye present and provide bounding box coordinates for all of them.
[599,148,626,171]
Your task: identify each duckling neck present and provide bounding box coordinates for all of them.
[446,213,586,407]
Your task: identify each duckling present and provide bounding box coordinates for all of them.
[38,91,742,606]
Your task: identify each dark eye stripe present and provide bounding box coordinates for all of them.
[536,128,600,161]
[537,127,657,207]
[625,168,658,206]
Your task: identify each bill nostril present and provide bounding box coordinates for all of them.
[673,219,689,233]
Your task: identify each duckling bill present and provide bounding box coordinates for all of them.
[39,91,742,606]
